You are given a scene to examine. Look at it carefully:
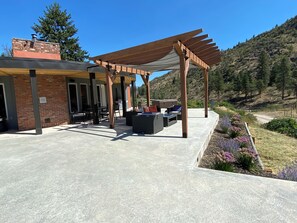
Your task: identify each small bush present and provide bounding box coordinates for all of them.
[265,118,297,138]
[213,162,234,172]
[187,100,204,108]
[212,151,235,172]
[235,136,250,148]
[217,139,240,153]
[228,126,242,138]
[278,161,297,181]
[220,116,232,133]
[237,148,258,171]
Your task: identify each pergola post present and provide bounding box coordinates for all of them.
[120,76,127,117]
[105,68,115,128]
[141,75,150,107]
[131,80,136,110]
[146,75,150,107]
[179,58,190,138]
[89,72,99,124]
[29,69,42,135]
[204,68,209,118]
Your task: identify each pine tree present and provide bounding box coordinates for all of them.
[256,51,270,95]
[233,75,242,96]
[269,62,279,86]
[276,57,291,100]
[241,72,252,100]
[291,69,297,98]
[32,3,88,61]
[210,70,225,101]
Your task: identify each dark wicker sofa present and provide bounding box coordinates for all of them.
[132,113,164,134]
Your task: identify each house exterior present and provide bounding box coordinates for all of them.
[0,37,135,132]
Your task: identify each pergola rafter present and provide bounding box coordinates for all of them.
[91,29,221,138]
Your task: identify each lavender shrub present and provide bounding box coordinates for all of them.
[220,116,232,133]
[218,139,240,153]
[278,161,297,182]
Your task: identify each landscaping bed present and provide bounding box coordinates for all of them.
[199,114,277,179]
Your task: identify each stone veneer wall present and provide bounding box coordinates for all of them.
[12,38,61,60]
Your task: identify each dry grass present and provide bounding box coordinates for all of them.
[249,125,297,174]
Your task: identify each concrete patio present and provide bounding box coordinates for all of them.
[0,109,296,222]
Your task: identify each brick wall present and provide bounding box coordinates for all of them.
[14,75,69,130]
[12,38,61,60]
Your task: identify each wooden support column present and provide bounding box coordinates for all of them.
[29,69,42,135]
[131,80,136,110]
[120,76,127,117]
[105,68,115,128]
[204,68,209,118]
[146,75,150,107]
[141,75,150,107]
[89,72,99,124]
[179,58,190,138]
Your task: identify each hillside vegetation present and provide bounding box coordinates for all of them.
[138,16,297,109]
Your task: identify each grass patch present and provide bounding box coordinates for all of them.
[249,125,297,174]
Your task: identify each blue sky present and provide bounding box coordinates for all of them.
[1,0,297,86]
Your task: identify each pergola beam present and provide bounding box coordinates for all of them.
[184,34,209,47]
[91,29,203,62]
[174,41,209,70]
[95,60,150,76]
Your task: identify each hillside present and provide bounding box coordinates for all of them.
[141,15,297,107]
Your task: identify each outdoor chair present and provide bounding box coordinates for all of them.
[166,105,182,120]
[114,102,121,119]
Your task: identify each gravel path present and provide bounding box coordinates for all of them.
[254,114,274,124]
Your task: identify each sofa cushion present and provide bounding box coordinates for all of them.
[149,105,158,112]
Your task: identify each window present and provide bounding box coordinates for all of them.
[80,84,89,111]
[68,83,79,113]
[0,84,8,119]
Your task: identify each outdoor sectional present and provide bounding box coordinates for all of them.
[132,113,164,134]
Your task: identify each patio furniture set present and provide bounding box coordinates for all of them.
[127,104,182,134]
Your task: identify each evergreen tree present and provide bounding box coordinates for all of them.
[241,72,252,99]
[210,70,225,101]
[276,57,291,100]
[32,3,88,61]
[256,51,270,94]
[291,69,297,98]
[269,62,279,86]
[233,75,242,96]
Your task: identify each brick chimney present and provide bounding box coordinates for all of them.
[12,35,61,60]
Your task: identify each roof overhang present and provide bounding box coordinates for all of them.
[0,57,136,84]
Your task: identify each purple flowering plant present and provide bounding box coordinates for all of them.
[235,136,250,148]
[278,161,297,182]
[213,150,235,172]
[217,138,240,153]
[237,147,258,170]
[228,126,242,138]
[220,116,232,133]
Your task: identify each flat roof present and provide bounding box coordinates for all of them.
[0,57,136,84]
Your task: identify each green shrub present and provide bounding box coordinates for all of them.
[237,148,257,171]
[212,151,235,172]
[228,126,242,138]
[187,100,204,108]
[265,118,297,138]
[213,161,234,172]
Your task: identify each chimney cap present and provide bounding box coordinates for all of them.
[31,34,37,42]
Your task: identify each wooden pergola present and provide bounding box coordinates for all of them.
[90,29,221,138]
